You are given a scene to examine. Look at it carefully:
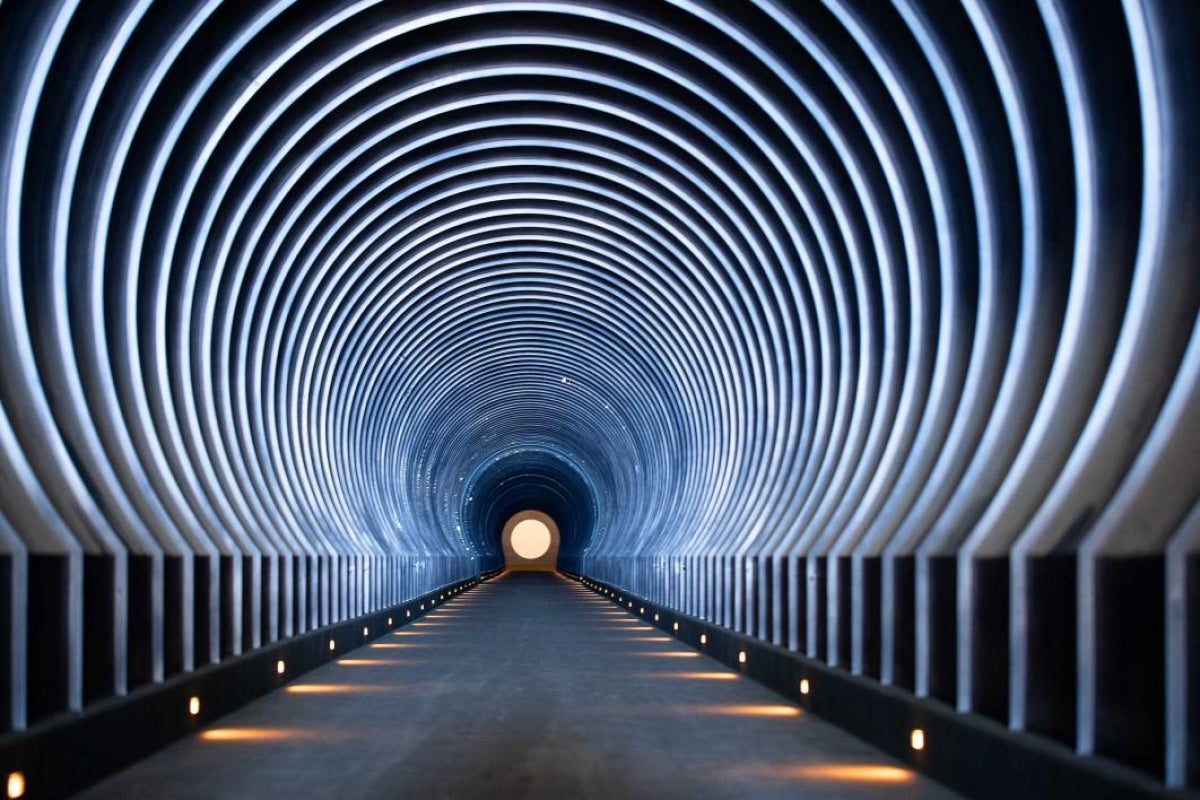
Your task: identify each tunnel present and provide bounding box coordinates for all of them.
[0,1,1197,797]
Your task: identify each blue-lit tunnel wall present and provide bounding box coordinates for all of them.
[0,0,1197,791]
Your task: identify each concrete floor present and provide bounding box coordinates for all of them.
[79,572,962,799]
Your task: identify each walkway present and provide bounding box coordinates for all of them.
[79,572,960,799]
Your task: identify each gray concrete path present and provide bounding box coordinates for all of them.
[79,572,962,799]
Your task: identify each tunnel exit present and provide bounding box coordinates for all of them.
[501,511,560,571]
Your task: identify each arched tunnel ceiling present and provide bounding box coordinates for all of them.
[1,2,1198,583]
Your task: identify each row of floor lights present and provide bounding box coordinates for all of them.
[572,579,930,761]
[161,581,479,793]
[178,581,473,735]
[3,583,711,800]
[174,581,923,800]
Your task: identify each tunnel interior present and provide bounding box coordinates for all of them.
[465,448,598,565]
[0,0,1197,798]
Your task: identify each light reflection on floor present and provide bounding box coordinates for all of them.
[595,627,656,632]
[284,684,397,694]
[670,704,802,717]
[632,671,738,681]
[200,728,320,742]
[727,763,918,786]
[624,651,700,658]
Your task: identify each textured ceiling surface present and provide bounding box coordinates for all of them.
[3,0,1194,564]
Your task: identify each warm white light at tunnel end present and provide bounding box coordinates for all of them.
[510,518,552,559]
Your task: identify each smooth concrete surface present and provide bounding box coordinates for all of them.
[78,573,962,799]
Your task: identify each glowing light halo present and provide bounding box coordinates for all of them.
[510,519,553,560]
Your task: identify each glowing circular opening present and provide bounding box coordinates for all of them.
[510,519,552,559]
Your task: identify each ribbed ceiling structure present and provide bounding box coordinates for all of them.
[1,0,1197,789]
